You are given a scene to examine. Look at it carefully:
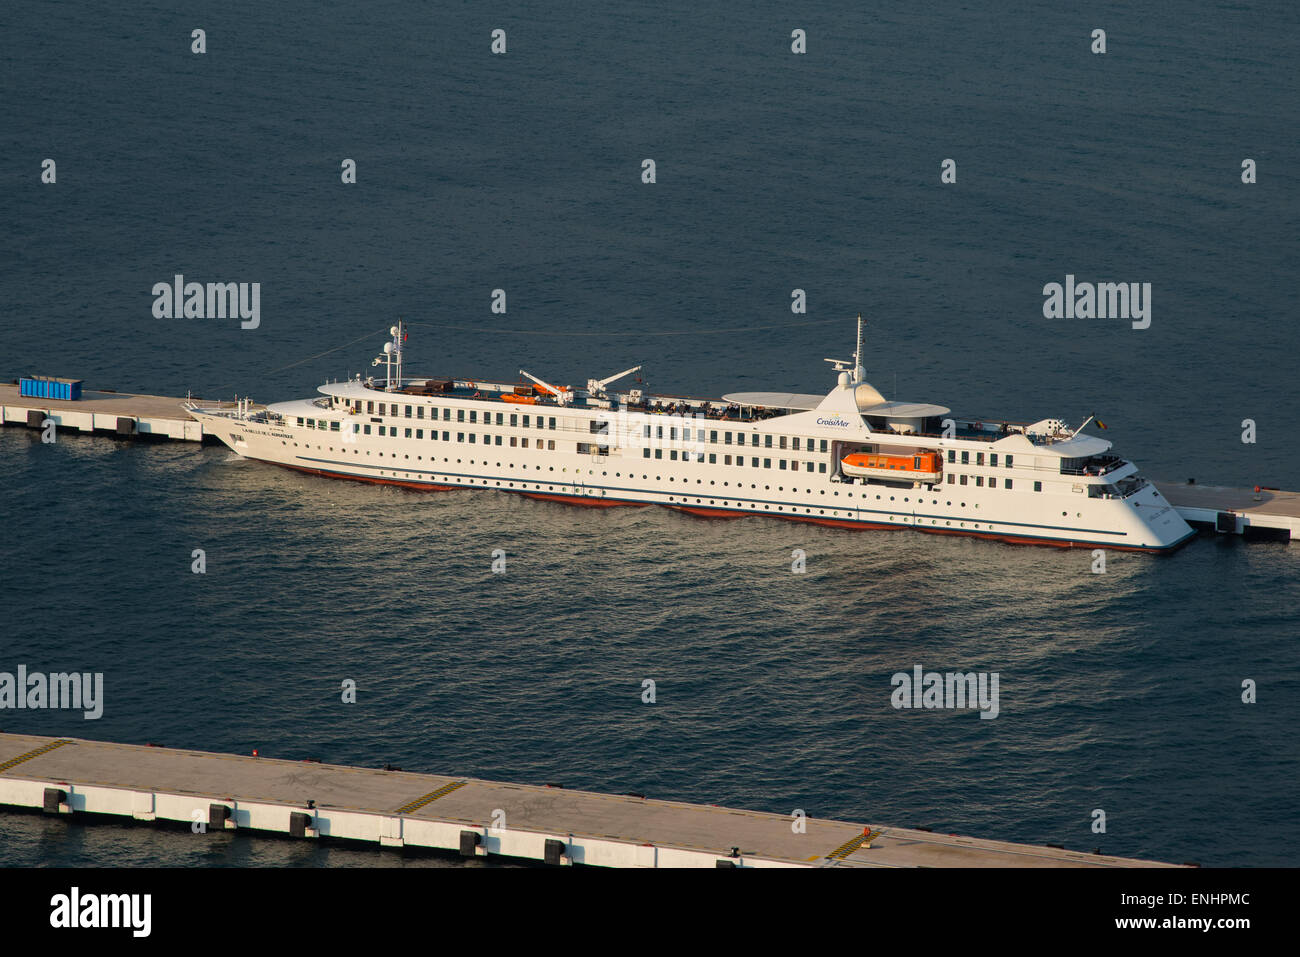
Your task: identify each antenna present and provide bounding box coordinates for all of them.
[853,314,866,384]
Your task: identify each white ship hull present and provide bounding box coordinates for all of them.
[187,329,1196,553]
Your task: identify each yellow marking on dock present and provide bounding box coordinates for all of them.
[397,780,466,814]
[827,828,883,860]
[0,738,73,774]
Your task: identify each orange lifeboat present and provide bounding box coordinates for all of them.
[502,393,539,405]
[841,450,942,483]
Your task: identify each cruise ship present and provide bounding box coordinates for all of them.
[186,320,1195,552]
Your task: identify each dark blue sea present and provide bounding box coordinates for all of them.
[1,1,1298,867]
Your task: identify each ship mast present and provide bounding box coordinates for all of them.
[853,313,866,385]
[372,321,406,390]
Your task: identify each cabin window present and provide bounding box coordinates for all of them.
[960,475,968,485]
[710,430,718,443]
[376,425,383,435]
[405,405,412,418]
[654,449,662,459]
[990,453,998,467]
[793,437,801,451]
[976,476,984,486]
[779,436,787,450]
[764,435,773,448]
[961,451,969,464]
[457,409,465,422]
[1034,481,1042,492]
[363,425,371,435]
[670,427,677,440]
[947,474,955,484]
[1005,455,1014,468]
[820,440,828,453]
[405,428,413,438]
[366,402,373,413]
[510,414,518,426]
[976,452,984,465]
[521,437,528,448]
[751,435,760,447]
[724,455,732,465]
[725,433,732,445]
[547,440,556,450]
[496,413,504,425]
[947,450,955,463]
[442,431,449,441]
[522,415,530,427]
[819,463,827,473]
[306,418,315,428]
[549,417,557,430]
[709,454,717,464]
[457,432,464,442]
[764,458,772,468]
[469,434,476,443]
[416,429,423,439]
[416,406,423,419]
[806,462,813,472]
[330,421,340,432]
[510,437,517,447]
[296,417,304,426]
[779,460,787,470]
[495,435,502,445]
[470,411,477,424]
[751,457,760,467]
[670,451,678,460]
[1004,478,1012,489]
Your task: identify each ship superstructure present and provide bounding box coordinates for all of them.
[185,319,1195,551]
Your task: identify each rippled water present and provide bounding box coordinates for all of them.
[2,1,1298,866]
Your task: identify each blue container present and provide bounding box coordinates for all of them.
[20,377,83,401]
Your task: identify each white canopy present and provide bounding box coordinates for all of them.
[721,392,824,410]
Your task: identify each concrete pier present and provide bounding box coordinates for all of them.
[0,382,225,442]
[0,733,1178,868]
[1155,481,1300,542]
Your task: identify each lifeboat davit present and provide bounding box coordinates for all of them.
[841,451,942,483]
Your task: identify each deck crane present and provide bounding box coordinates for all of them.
[586,365,642,400]
[519,368,573,406]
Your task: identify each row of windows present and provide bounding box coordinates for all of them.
[326,402,833,452]
[339,400,561,430]
[642,448,830,472]
[945,474,1044,492]
[948,450,1015,468]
